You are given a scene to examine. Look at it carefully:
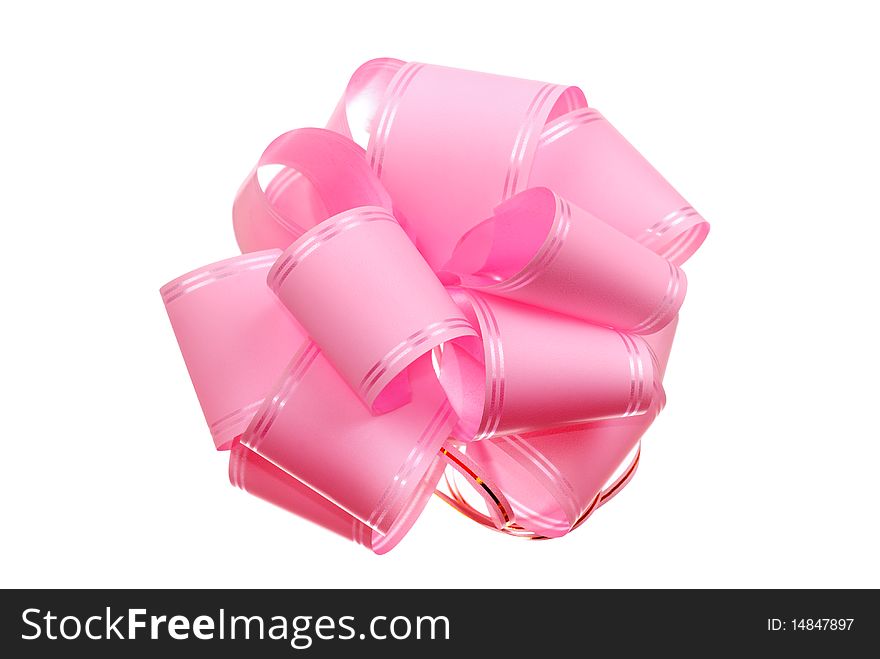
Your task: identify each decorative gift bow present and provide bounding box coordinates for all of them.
[161,59,708,553]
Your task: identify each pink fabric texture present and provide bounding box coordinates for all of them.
[160,59,708,552]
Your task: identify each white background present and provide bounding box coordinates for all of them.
[1,0,878,588]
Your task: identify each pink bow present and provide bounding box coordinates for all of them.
[161,59,708,553]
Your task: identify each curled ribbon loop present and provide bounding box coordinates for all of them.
[363,62,585,270]
[268,205,475,412]
[243,350,453,547]
[160,250,307,450]
[233,128,394,253]
[440,289,657,441]
[161,59,708,553]
[442,187,686,333]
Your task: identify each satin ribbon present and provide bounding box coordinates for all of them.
[161,59,708,553]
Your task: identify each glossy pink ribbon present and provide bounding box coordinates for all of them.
[161,59,708,553]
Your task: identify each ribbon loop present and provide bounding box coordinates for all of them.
[327,57,406,145]
[362,62,586,270]
[160,251,307,450]
[230,438,442,554]
[443,187,686,333]
[530,108,709,264]
[268,205,476,412]
[234,128,393,253]
[465,411,658,538]
[242,351,453,545]
[440,290,657,441]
